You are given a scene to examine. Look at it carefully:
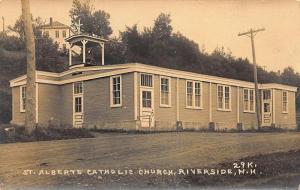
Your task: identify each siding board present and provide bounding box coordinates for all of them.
[38,84,62,126]
[211,83,237,130]
[178,79,210,129]
[274,89,296,129]
[11,87,25,125]
[84,73,135,128]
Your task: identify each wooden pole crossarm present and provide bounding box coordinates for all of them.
[238,28,266,36]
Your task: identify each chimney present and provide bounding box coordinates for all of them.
[50,17,53,26]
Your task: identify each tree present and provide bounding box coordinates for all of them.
[153,13,172,41]
[21,0,36,133]
[69,0,112,38]
[120,25,145,63]
[8,16,43,41]
[8,16,68,73]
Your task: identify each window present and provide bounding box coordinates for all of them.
[186,81,202,108]
[282,91,288,113]
[55,30,59,38]
[62,30,67,38]
[224,86,230,110]
[142,91,152,108]
[74,82,83,94]
[195,82,201,108]
[243,89,255,112]
[217,85,223,109]
[249,90,254,112]
[74,97,82,113]
[263,90,271,100]
[141,74,153,87]
[160,77,171,106]
[243,89,249,111]
[186,81,193,107]
[264,103,270,112]
[110,76,122,107]
[73,82,83,114]
[217,85,231,111]
[20,86,26,112]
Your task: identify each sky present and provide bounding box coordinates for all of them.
[0,0,300,72]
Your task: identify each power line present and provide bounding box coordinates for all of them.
[238,27,265,130]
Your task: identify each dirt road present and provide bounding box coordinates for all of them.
[0,132,300,189]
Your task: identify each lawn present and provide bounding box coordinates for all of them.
[0,132,300,189]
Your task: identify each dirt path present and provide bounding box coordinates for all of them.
[0,132,300,189]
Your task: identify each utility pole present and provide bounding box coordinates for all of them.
[2,16,4,38]
[21,0,36,133]
[238,28,265,130]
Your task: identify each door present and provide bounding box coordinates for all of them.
[261,89,272,126]
[73,82,84,128]
[140,89,154,128]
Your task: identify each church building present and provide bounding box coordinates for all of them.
[9,24,298,131]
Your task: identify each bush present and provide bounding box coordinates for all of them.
[0,91,12,124]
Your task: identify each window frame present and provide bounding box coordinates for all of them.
[62,30,67,38]
[73,82,83,95]
[194,81,202,109]
[110,75,122,107]
[74,96,83,113]
[282,91,288,113]
[72,82,84,116]
[140,73,153,88]
[243,88,255,113]
[55,30,59,38]
[217,84,231,111]
[142,90,152,108]
[20,86,26,112]
[186,80,203,109]
[160,76,171,107]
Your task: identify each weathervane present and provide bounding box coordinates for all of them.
[75,19,83,34]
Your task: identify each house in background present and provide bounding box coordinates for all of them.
[41,17,73,51]
[9,32,298,131]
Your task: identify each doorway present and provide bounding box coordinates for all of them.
[261,89,272,126]
[140,89,154,128]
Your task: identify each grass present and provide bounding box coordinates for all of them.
[90,126,297,134]
[0,124,94,144]
[1,123,297,144]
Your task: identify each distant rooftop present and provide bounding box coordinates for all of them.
[41,17,70,29]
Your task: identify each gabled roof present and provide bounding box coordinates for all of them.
[41,21,70,29]
[65,34,108,46]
